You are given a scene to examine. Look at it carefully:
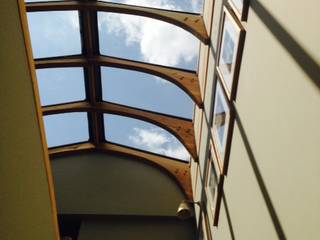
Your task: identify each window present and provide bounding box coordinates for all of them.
[27,11,81,58]
[98,12,200,70]
[104,114,190,161]
[101,67,193,119]
[26,1,201,161]
[44,113,89,148]
[212,80,231,170]
[37,68,86,106]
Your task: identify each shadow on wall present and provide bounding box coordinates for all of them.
[233,104,287,240]
[251,0,320,90]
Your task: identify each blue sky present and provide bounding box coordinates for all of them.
[27,0,202,161]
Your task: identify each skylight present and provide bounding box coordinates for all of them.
[25,0,203,162]
[104,114,190,161]
[37,68,86,106]
[98,12,200,70]
[44,112,89,148]
[27,11,81,58]
[101,67,193,119]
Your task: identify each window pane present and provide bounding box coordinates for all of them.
[98,0,203,13]
[37,68,86,106]
[44,113,89,148]
[101,67,193,119]
[98,12,200,70]
[27,11,81,58]
[212,81,230,161]
[104,114,190,161]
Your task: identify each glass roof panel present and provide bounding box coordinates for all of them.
[37,67,86,106]
[98,0,204,13]
[27,11,81,58]
[44,113,89,148]
[101,67,193,119]
[98,12,200,70]
[104,114,190,161]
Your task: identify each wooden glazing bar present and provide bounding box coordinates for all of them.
[49,142,96,157]
[42,101,198,160]
[35,56,203,107]
[26,1,209,43]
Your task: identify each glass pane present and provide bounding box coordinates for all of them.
[212,81,230,161]
[98,12,200,70]
[37,68,86,106]
[104,114,190,161]
[27,11,81,58]
[98,0,203,13]
[101,67,193,119]
[217,13,241,93]
[208,160,218,201]
[44,113,89,148]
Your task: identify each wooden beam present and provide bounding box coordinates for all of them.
[26,1,209,44]
[80,9,105,145]
[35,56,202,107]
[42,101,198,160]
[49,142,96,157]
[49,142,193,200]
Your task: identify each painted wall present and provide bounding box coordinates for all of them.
[0,1,57,240]
[51,152,186,216]
[192,0,320,239]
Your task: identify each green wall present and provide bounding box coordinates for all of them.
[51,152,186,216]
[0,2,57,240]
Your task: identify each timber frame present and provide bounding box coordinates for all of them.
[25,0,206,200]
[26,0,209,44]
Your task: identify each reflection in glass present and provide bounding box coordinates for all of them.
[37,68,86,106]
[212,81,230,161]
[101,67,193,119]
[98,12,199,70]
[230,0,244,13]
[104,114,190,161]
[44,113,89,148]
[218,13,240,92]
[27,11,81,58]
[208,160,218,202]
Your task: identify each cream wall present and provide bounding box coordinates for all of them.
[0,1,57,240]
[192,0,320,239]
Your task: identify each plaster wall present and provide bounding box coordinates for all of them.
[192,0,320,239]
[0,1,57,240]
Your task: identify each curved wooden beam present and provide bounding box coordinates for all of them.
[26,1,209,44]
[42,101,197,160]
[35,56,202,107]
[49,142,96,157]
[49,142,193,200]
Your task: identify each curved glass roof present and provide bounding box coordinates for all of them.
[101,67,193,118]
[26,0,202,162]
[98,12,200,70]
[105,115,190,161]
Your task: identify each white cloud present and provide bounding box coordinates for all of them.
[129,128,190,160]
[99,0,199,66]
